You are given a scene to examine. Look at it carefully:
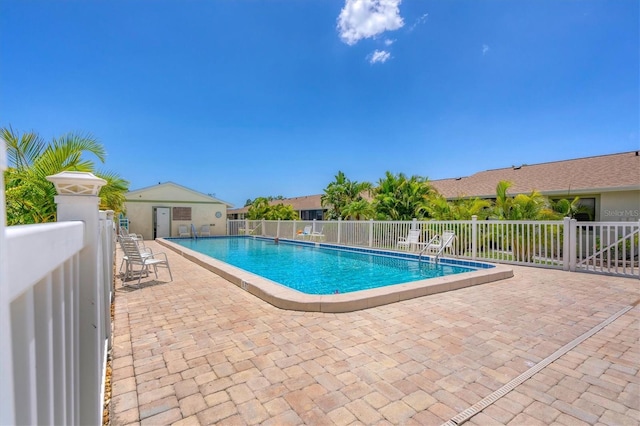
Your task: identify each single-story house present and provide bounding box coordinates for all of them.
[124,182,233,239]
[227,194,324,221]
[228,151,639,222]
[430,151,640,222]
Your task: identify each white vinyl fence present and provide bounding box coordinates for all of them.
[1,141,114,426]
[229,218,640,278]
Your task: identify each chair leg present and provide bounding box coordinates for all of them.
[136,265,149,287]
[152,264,159,279]
[138,265,149,288]
[122,261,132,283]
[157,262,172,282]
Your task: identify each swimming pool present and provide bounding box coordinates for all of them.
[170,237,474,295]
[158,236,513,312]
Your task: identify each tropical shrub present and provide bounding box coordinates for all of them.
[3,126,129,225]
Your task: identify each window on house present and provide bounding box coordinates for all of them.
[300,210,324,220]
[172,207,191,221]
[551,197,595,221]
[575,198,595,222]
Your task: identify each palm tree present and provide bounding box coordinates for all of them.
[373,172,433,220]
[451,197,493,220]
[98,171,130,212]
[493,180,514,220]
[246,197,271,220]
[549,197,592,220]
[420,193,453,220]
[321,171,372,220]
[321,171,347,219]
[2,126,129,224]
[510,192,548,220]
[269,203,299,220]
[422,194,492,220]
[246,197,298,220]
[490,180,564,261]
[342,198,375,220]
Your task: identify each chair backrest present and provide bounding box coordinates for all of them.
[406,229,421,243]
[441,231,455,248]
[201,224,210,234]
[119,236,145,263]
[302,225,312,234]
[178,225,188,234]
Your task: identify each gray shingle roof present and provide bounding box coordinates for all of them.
[228,194,323,214]
[430,151,640,199]
[229,151,640,212]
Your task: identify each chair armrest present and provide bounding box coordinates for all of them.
[151,251,169,261]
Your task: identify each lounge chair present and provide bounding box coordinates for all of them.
[311,226,325,242]
[119,227,143,241]
[397,229,421,250]
[118,235,152,275]
[199,224,211,237]
[296,225,312,240]
[119,236,173,287]
[422,231,456,256]
[178,225,190,237]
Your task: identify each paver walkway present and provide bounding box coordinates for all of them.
[111,241,639,425]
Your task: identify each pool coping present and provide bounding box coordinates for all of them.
[157,237,514,313]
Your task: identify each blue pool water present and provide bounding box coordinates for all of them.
[172,237,476,295]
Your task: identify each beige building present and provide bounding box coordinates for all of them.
[124,182,233,239]
[227,194,325,220]
[228,151,640,222]
[430,151,640,221]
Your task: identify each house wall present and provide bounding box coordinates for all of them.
[125,201,227,239]
[599,190,640,222]
[128,185,210,202]
[124,184,228,239]
[125,201,227,240]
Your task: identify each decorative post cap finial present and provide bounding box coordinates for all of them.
[46,171,107,196]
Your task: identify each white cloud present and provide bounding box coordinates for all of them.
[368,49,391,64]
[337,0,404,46]
[384,38,395,46]
[482,44,490,55]
[408,13,428,32]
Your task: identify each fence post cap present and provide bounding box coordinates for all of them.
[47,171,107,196]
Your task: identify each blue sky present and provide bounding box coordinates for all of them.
[1,0,638,207]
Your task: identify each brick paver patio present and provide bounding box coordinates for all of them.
[111,241,639,425]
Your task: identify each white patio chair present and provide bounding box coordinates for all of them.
[119,236,173,287]
[311,226,325,242]
[200,224,211,237]
[178,224,190,237]
[421,231,456,255]
[397,229,421,250]
[296,225,312,240]
[119,226,143,241]
[118,235,151,274]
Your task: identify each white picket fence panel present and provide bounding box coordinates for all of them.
[0,140,114,425]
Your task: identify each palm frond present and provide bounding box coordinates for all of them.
[2,126,46,170]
